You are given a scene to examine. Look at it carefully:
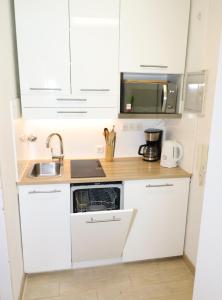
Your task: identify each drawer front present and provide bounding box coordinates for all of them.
[22,107,118,119]
[71,209,134,263]
[21,95,118,108]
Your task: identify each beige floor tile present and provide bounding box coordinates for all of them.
[157,258,189,272]
[147,294,193,300]
[163,279,194,296]
[26,272,60,285]
[128,261,160,288]
[23,258,194,300]
[92,263,129,281]
[35,291,98,300]
[127,260,159,275]
[158,266,193,283]
[23,279,59,300]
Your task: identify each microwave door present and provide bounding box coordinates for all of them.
[133,83,160,113]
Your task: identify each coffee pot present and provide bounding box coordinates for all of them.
[138,129,163,162]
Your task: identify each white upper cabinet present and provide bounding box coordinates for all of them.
[119,0,190,74]
[69,0,120,97]
[14,0,70,95]
[186,0,209,73]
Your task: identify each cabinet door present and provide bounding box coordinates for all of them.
[123,178,190,262]
[70,0,120,98]
[186,0,209,72]
[19,184,71,273]
[14,0,70,95]
[119,0,190,74]
[71,209,133,263]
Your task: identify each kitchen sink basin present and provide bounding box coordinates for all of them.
[29,162,62,177]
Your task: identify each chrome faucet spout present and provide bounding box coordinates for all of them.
[46,133,64,163]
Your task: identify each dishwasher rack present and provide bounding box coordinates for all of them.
[71,182,122,213]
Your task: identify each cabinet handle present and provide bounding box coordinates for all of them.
[86,216,121,224]
[28,189,61,194]
[140,65,168,69]
[30,88,62,91]
[56,98,87,102]
[57,111,88,114]
[80,89,110,92]
[145,184,174,188]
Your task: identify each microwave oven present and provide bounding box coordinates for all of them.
[120,80,178,114]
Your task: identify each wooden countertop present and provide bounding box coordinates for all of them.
[18,157,191,185]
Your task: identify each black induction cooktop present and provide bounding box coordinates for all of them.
[70,159,106,178]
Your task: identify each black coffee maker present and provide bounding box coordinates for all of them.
[138,129,163,162]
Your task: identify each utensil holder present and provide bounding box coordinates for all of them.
[105,144,114,162]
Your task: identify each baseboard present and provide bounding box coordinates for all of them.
[19,274,26,300]
[72,257,122,269]
[183,254,195,275]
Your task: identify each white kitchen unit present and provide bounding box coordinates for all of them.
[14,0,70,96]
[123,178,190,262]
[119,0,190,74]
[19,184,71,273]
[71,209,133,267]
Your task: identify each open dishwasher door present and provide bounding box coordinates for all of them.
[71,209,134,265]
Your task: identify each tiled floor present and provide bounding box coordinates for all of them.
[22,258,194,300]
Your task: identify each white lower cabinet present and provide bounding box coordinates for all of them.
[71,209,133,264]
[19,177,190,272]
[19,184,71,273]
[123,178,190,262]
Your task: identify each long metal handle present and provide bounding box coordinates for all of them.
[57,111,88,114]
[140,65,168,69]
[146,184,174,188]
[30,88,62,91]
[80,89,110,92]
[86,216,121,224]
[56,98,87,102]
[28,190,61,194]
[162,84,168,112]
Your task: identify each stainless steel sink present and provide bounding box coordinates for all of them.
[29,162,62,177]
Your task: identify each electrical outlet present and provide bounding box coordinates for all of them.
[96,145,104,154]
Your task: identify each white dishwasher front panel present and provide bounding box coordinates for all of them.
[71,209,134,263]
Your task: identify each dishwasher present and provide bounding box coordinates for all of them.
[70,182,134,266]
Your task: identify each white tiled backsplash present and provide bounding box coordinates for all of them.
[22,119,166,160]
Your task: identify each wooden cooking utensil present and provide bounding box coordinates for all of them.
[103,126,116,162]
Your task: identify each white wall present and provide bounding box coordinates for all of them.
[11,98,29,180]
[165,0,222,266]
[0,0,24,298]
[23,119,166,159]
[0,177,13,300]
[193,33,222,300]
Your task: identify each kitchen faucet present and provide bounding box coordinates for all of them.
[46,133,64,163]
